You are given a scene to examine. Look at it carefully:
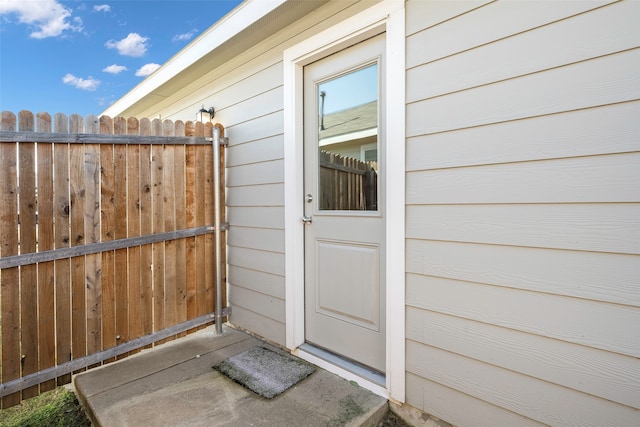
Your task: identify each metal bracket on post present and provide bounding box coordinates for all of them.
[206,136,229,147]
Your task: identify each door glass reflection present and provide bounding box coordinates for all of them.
[317,64,378,211]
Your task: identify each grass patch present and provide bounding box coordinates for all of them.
[0,387,91,427]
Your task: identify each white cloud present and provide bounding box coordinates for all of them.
[135,63,161,77]
[102,64,127,74]
[94,5,111,13]
[62,73,100,91]
[0,0,83,38]
[105,33,149,57]
[172,29,198,43]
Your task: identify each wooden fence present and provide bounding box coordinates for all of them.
[319,150,377,210]
[0,110,226,408]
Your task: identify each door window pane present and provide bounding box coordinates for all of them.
[317,64,378,211]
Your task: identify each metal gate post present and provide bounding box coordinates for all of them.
[212,126,224,334]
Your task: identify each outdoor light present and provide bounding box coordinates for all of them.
[197,105,215,122]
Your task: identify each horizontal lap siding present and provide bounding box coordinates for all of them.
[218,71,287,344]
[405,0,640,425]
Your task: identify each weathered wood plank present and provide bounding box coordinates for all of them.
[100,143,116,357]
[85,115,99,134]
[37,141,56,392]
[1,111,16,131]
[53,140,71,386]
[127,141,142,347]
[113,139,128,349]
[195,145,207,320]
[204,142,215,316]
[84,144,101,356]
[151,143,165,335]
[69,143,86,366]
[140,118,151,136]
[53,113,67,133]
[18,123,39,398]
[36,112,51,133]
[69,114,83,133]
[1,140,20,407]
[163,144,177,340]
[139,138,153,341]
[174,145,187,334]
[185,144,197,329]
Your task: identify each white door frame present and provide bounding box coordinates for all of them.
[283,0,405,402]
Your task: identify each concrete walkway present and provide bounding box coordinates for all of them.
[74,325,388,427]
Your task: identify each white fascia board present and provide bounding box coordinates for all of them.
[102,0,286,117]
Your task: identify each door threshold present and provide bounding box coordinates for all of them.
[296,343,388,398]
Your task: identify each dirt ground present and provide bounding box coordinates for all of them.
[376,410,411,427]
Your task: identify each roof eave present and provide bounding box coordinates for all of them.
[102,0,288,118]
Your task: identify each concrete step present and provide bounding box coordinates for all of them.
[74,325,388,426]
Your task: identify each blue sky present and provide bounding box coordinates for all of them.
[0,0,242,117]
[318,64,377,114]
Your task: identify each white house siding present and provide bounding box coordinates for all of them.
[404,0,640,426]
[127,0,379,345]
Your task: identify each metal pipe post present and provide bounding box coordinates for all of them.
[212,127,223,334]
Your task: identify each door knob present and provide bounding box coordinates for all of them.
[301,215,312,224]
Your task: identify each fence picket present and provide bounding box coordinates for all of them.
[1,136,20,408]
[204,129,215,315]
[18,121,39,398]
[139,125,153,343]
[186,144,197,331]
[100,141,116,359]
[163,142,177,341]
[113,126,128,352]
[84,143,101,356]
[127,140,142,349]
[151,137,165,339]
[37,139,56,392]
[174,144,187,336]
[69,144,87,368]
[1,111,16,131]
[53,132,72,386]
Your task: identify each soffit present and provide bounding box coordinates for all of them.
[106,0,330,118]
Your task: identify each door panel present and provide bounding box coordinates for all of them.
[315,239,380,331]
[304,34,386,373]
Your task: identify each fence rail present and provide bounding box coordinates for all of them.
[0,110,226,408]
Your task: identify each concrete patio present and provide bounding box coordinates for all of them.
[73,324,388,426]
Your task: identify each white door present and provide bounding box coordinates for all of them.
[303,34,385,373]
